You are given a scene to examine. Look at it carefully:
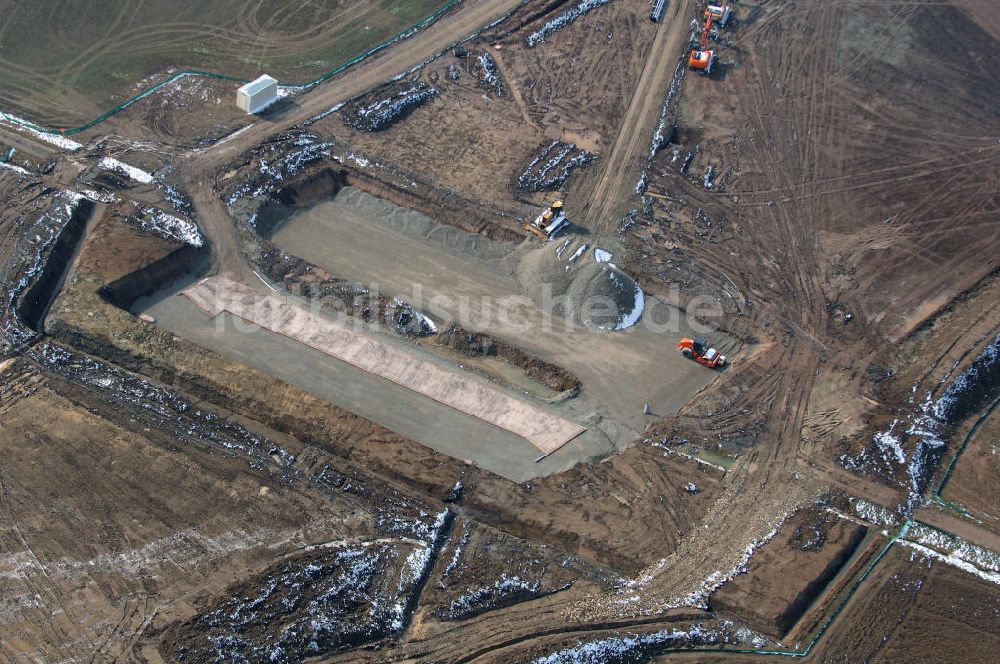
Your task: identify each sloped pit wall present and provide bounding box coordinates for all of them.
[100,244,209,310]
[252,167,348,239]
[934,332,1000,425]
[243,166,581,390]
[17,198,94,333]
[772,524,868,637]
[245,167,434,337]
[344,167,524,244]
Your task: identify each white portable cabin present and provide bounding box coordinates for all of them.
[236,75,278,114]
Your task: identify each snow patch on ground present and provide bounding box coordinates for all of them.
[79,189,117,203]
[933,332,1000,422]
[526,0,615,48]
[439,525,470,587]
[898,539,1000,585]
[554,238,571,260]
[139,208,203,247]
[0,161,30,177]
[615,282,644,331]
[445,574,543,620]
[874,419,906,464]
[0,110,83,150]
[415,311,437,334]
[593,248,613,263]
[567,243,588,262]
[532,624,722,663]
[850,498,898,527]
[98,157,155,184]
[907,522,1000,574]
[668,521,784,610]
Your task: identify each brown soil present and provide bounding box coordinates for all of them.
[711,506,867,639]
[803,545,1000,663]
[1,0,999,661]
[938,407,1000,533]
[46,199,724,569]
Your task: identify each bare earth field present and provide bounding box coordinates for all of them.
[938,405,1000,532]
[0,0,998,661]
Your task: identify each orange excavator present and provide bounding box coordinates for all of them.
[689,4,730,74]
[677,337,727,368]
[688,15,716,74]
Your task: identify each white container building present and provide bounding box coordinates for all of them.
[236,75,278,114]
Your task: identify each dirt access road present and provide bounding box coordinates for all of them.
[181,0,525,277]
[583,0,694,233]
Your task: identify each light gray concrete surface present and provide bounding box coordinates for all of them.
[183,275,586,454]
[143,290,615,481]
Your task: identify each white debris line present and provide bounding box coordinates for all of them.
[304,101,346,126]
[98,156,155,184]
[824,506,868,527]
[214,122,256,147]
[906,522,1000,573]
[554,238,571,260]
[0,110,83,150]
[626,514,788,612]
[668,449,727,473]
[526,0,615,48]
[532,625,721,663]
[567,243,588,262]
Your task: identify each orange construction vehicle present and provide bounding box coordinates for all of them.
[677,337,727,368]
[688,15,716,74]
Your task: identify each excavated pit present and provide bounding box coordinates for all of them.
[17,197,95,333]
[102,245,208,311]
[258,180,734,451]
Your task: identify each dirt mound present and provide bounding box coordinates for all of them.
[341,81,438,132]
[514,239,644,330]
[516,140,595,192]
[435,322,580,393]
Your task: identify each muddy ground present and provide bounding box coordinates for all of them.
[0,0,998,661]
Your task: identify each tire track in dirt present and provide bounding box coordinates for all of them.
[582,0,694,234]
[608,1,851,609]
[0,467,99,662]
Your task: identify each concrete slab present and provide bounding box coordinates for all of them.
[183,275,586,455]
